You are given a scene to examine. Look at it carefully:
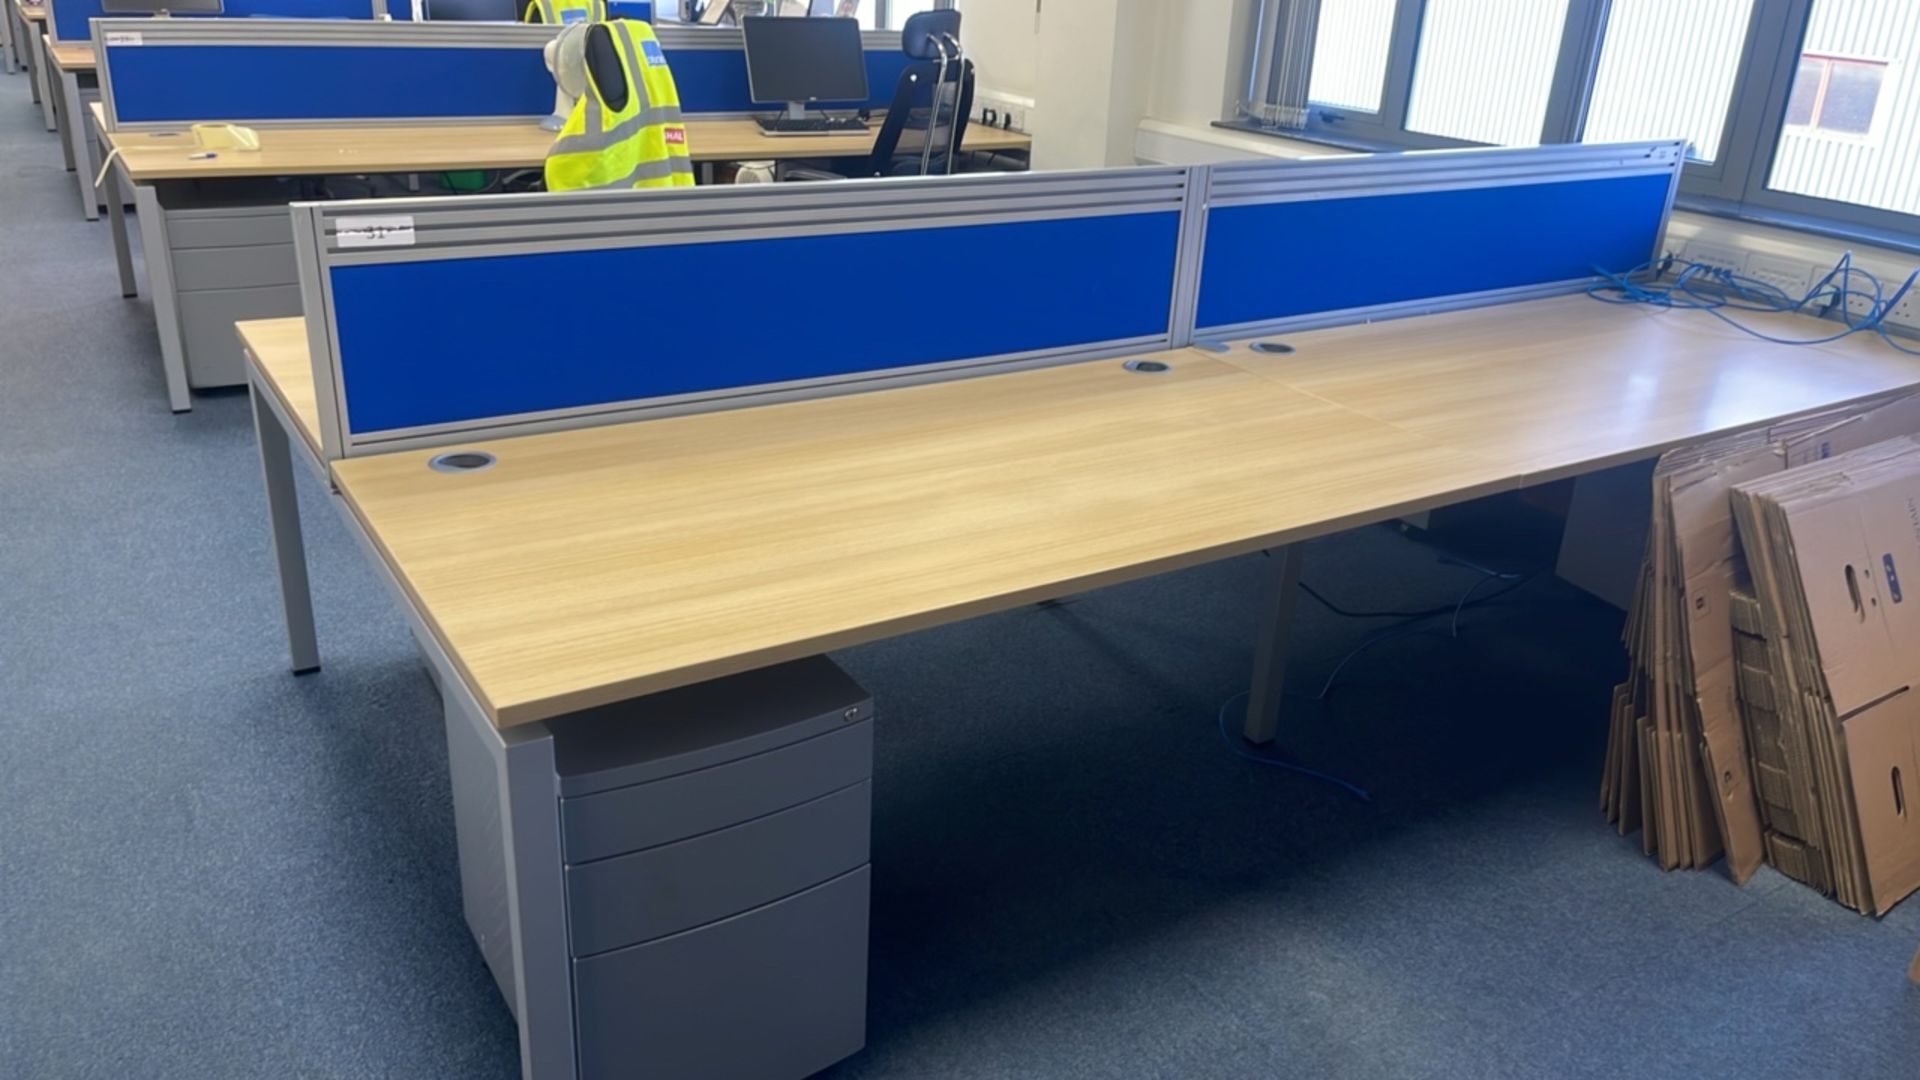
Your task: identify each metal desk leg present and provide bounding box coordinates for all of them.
[443,688,578,1080]
[132,182,192,412]
[33,35,55,133]
[249,386,320,675]
[1243,545,1304,744]
[1,3,15,76]
[501,723,577,1080]
[58,66,97,220]
[105,159,136,298]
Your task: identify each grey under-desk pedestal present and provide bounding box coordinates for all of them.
[112,173,468,411]
[445,655,876,1080]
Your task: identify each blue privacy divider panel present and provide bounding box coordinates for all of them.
[51,0,375,41]
[1194,173,1672,332]
[107,44,552,123]
[332,212,1182,434]
[606,0,652,18]
[668,47,912,114]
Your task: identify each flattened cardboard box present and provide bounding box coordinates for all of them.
[1781,442,1920,717]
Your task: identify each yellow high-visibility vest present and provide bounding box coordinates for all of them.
[521,0,604,25]
[545,20,695,192]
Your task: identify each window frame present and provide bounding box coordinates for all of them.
[1233,0,1920,249]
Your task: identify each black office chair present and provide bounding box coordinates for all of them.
[783,9,973,180]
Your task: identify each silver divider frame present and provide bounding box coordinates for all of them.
[1167,164,1211,350]
[1194,140,1688,342]
[299,166,1195,458]
[291,203,350,465]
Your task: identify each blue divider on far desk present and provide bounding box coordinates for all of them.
[103,33,909,124]
[108,44,553,122]
[50,0,381,43]
[331,212,1182,434]
[1194,172,1673,334]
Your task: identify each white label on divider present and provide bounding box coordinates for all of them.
[335,216,416,249]
[103,31,144,46]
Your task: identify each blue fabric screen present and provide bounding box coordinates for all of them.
[331,212,1181,434]
[1194,174,1672,332]
[52,0,376,41]
[106,40,902,123]
[106,44,554,122]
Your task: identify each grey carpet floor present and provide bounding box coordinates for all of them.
[4,71,1920,1080]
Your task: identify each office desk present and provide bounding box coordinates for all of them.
[99,106,1032,411]
[0,0,22,74]
[101,116,1032,180]
[241,296,1920,1078]
[48,42,110,220]
[14,4,51,130]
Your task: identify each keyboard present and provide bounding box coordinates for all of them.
[756,116,871,136]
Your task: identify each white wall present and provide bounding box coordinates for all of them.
[957,0,1258,168]
[955,0,1040,100]
[1145,0,1254,130]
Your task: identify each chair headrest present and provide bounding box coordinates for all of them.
[901,9,961,60]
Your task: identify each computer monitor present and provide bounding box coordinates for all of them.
[99,0,223,12]
[422,0,519,20]
[742,16,869,120]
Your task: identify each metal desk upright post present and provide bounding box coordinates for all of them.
[1,0,15,74]
[31,21,57,131]
[51,44,102,219]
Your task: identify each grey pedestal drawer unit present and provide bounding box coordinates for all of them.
[159,189,305,390]
[446,655,876,1080]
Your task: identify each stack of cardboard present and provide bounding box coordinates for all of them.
[1728,583,1833,891]
[1731,434,1920,914]
[1601,394,1920,891]
[1604,431,1772,875]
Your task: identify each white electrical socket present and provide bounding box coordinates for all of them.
[1682,240,1746,274]
[973,90,1032,133]
[1884,286,1920,331]
[1743,254,1812,301]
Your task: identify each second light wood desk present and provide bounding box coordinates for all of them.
[0,0,25,75]
[238,296,1920,1078]
[96,107,1032,411]
[14,2,51,130]
[47,41,112,220]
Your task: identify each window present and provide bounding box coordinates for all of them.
[1235,0,1920,244]
[1404,0,1569,147]
[1783,55,1887,134]
[1582,0,1754,164]
[1307,0,1394,114]
[1765,0,1917,219]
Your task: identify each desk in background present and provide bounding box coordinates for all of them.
[12,1,52,130]
[47,41,119,219]
[85,17,1031,411]
[95,106,1032,411]
[0,0,21,74]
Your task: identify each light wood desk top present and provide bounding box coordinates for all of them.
[49,42,90,70]
[93,104,1031,181]
[18,1,46,22]
[283,296,1920,729]
[1213,295,1920,483]
[240,318,322,464]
